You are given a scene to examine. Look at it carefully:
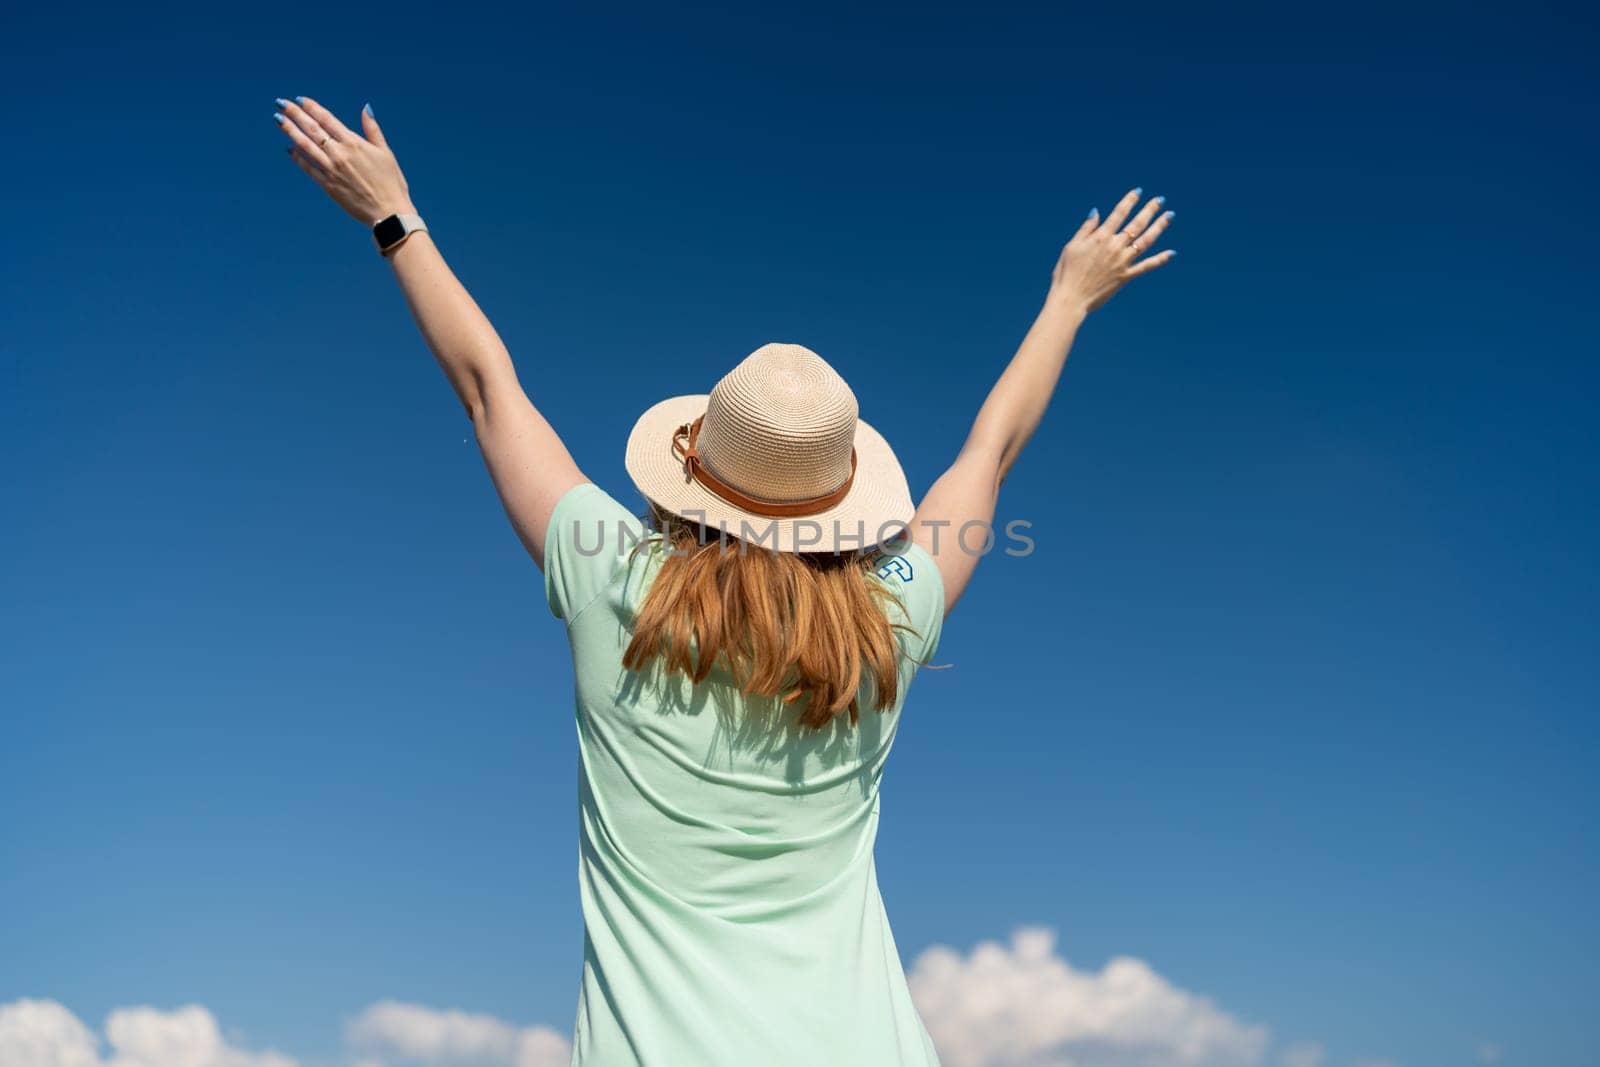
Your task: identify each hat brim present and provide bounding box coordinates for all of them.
[624,394,915,554]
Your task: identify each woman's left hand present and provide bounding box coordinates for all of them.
[273,96,417,225]
[1045,188,1175,316]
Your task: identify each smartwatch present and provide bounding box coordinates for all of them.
[373,212,427,256]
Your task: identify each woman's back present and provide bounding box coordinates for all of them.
[272,109,1175,1060]
[545,482,946,1067]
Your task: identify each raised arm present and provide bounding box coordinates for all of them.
[910,188,1175,613]
[273,97,586,569]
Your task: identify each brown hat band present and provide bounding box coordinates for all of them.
[671,416,857,519]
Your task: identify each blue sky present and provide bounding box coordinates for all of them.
[2,2,1595,1066]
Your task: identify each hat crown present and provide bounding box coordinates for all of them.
[697,343,858,503]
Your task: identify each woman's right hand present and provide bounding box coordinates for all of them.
[1046,188,1176,316]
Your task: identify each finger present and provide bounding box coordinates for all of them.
[286,144,328,183]
[276,98,335,145]
[1071,207,1099,241]
[276,102,340,161]
[1130,209,1175,254]
[273,111,334,170]
[286,141,325,173]
[1119,196,1166,242]
[1125,249,1176,278]
[1100,187,1144,232]
[359,102,388,149]
[295,95,363,144]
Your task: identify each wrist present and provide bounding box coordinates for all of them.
[369,202,419,226]
[372,207,427,259]
[1040,290,1089,324]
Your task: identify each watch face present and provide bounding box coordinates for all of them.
[373,215,406,248]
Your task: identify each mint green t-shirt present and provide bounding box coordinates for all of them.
[543,482,946,1067]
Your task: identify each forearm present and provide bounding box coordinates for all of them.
[965,296,1087,481]
[385,227,513,421]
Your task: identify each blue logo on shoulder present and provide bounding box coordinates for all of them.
[876,555,913,582]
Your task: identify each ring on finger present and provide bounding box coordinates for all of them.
[319,132,334,147]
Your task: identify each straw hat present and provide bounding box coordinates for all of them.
[624,343,915,554]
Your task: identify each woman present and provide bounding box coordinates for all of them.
[272,96,1175,1066]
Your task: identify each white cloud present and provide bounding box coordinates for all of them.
[0,1000,101,1067]
[0,1000,294,1067]
[345,1001,570,1067]
[5,931,1399,1067]
[907,927,1271,1067]
[104,1005,298,1067]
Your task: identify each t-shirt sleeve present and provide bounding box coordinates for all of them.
[543,482,647,622]
[872,539,946,663]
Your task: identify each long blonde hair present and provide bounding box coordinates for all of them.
[621,507,915,729]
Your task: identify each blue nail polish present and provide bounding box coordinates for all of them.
[1154,196,1165,206]
[1132,187,1143,197]
[294,96,307,105]
[1164,210,1175,220]
[275,97,289,109]
[273,112,285,124]
[1087,208,1098,219]
[1168,250,1177,257]
[363,102,374,118]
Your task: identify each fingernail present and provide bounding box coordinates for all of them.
[1168,249,1178,257]
[1087,208,1098,219]
[1164,211,1175,220]
[294,96,307,105]
[273,112,286,125]
[363,102,374,118]
[1154,195,1165,206]
[1132,187,1143,197]
[275,97,290,109]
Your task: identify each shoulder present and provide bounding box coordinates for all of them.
[869,537,945,661]
[544,482,652,622]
